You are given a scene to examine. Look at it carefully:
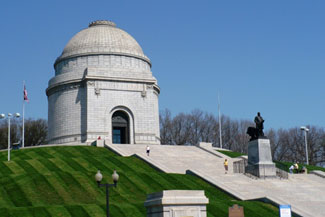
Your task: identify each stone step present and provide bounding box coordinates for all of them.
[106,144,325,217]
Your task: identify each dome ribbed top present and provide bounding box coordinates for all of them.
[55,20,150,65]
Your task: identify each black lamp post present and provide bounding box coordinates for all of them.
[95,170,119,217]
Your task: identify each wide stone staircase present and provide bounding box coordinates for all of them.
[107,143,325,217]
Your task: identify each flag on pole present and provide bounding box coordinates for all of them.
[22,81,27,148]
[24,85,29,102]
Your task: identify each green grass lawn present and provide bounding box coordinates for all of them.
[274,161,325,173]
[0,146,279,217]
[217,150,245,158]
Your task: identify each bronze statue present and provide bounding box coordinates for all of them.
[246,112,266,141]
[254,112,264,137]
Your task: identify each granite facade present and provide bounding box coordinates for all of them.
[47,21,160,145]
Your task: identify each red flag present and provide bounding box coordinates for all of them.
[24,85,29,102]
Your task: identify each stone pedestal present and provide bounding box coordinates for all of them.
[144,190,209,217]
[245,139,276,178]
[96,139,104,147]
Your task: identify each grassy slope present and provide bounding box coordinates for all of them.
[0,146,278,217]
[274,161,325,173]
[217,150,325,173]
[217,150,245,158]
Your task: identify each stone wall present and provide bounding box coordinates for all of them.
[47,56,160,144]
[85,79,160,144]
[48,84,86,144]
[54,55,151,78]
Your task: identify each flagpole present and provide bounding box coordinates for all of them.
[218,93,222,149]
[22,81,25,148]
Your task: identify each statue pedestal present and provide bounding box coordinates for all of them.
[245,139,276,178]
[96,139,104,147]
[144,190,209,217]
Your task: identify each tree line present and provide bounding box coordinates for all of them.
[0,118,47,149]
[160,109,325,166]
[1,110,324,166]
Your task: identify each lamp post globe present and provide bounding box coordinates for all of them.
[0,114,5,119]
[15,113,20,118]
[95,170,103,184]
[112,170,119,185]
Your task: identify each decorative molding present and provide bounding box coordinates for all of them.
[141,84,147,97]
[87,81,95,86]
[46,82,83,96]
[54,52,151,68]
[89,20,116,27]
[141,90,147,97]
[95,88,100,95]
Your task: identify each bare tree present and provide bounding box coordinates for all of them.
[171,113,192,145]
[200,113,217,144]
[305,126,325,165]
[265,126,325,166]
[0,119,21,149]
[266,128,280,160]
[24,119,48,146]
[188,109,204,145]
[0,120,8,149]
[160,109,173,145]
[159,109,325,166]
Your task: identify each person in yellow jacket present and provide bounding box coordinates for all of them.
[224,159,228,174]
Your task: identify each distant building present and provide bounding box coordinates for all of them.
[46,20,160,145]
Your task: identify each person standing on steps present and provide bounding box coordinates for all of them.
[146,145,150,156]
[224,159,228,174]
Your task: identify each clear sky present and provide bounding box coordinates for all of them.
[1,0,324,130]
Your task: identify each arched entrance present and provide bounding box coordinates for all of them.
[112,111,130,144]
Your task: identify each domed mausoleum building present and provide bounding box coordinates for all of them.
[46,20,160,144]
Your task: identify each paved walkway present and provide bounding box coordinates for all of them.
[107,143,325,217]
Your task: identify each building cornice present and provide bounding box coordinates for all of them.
[46,75,159,96]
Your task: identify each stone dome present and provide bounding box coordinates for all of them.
[54,20,150,66]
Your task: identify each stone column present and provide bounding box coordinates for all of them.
[144,190,209,217]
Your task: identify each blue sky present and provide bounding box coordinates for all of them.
[0,0,324,129]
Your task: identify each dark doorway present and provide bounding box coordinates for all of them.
[112,111,129,144]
